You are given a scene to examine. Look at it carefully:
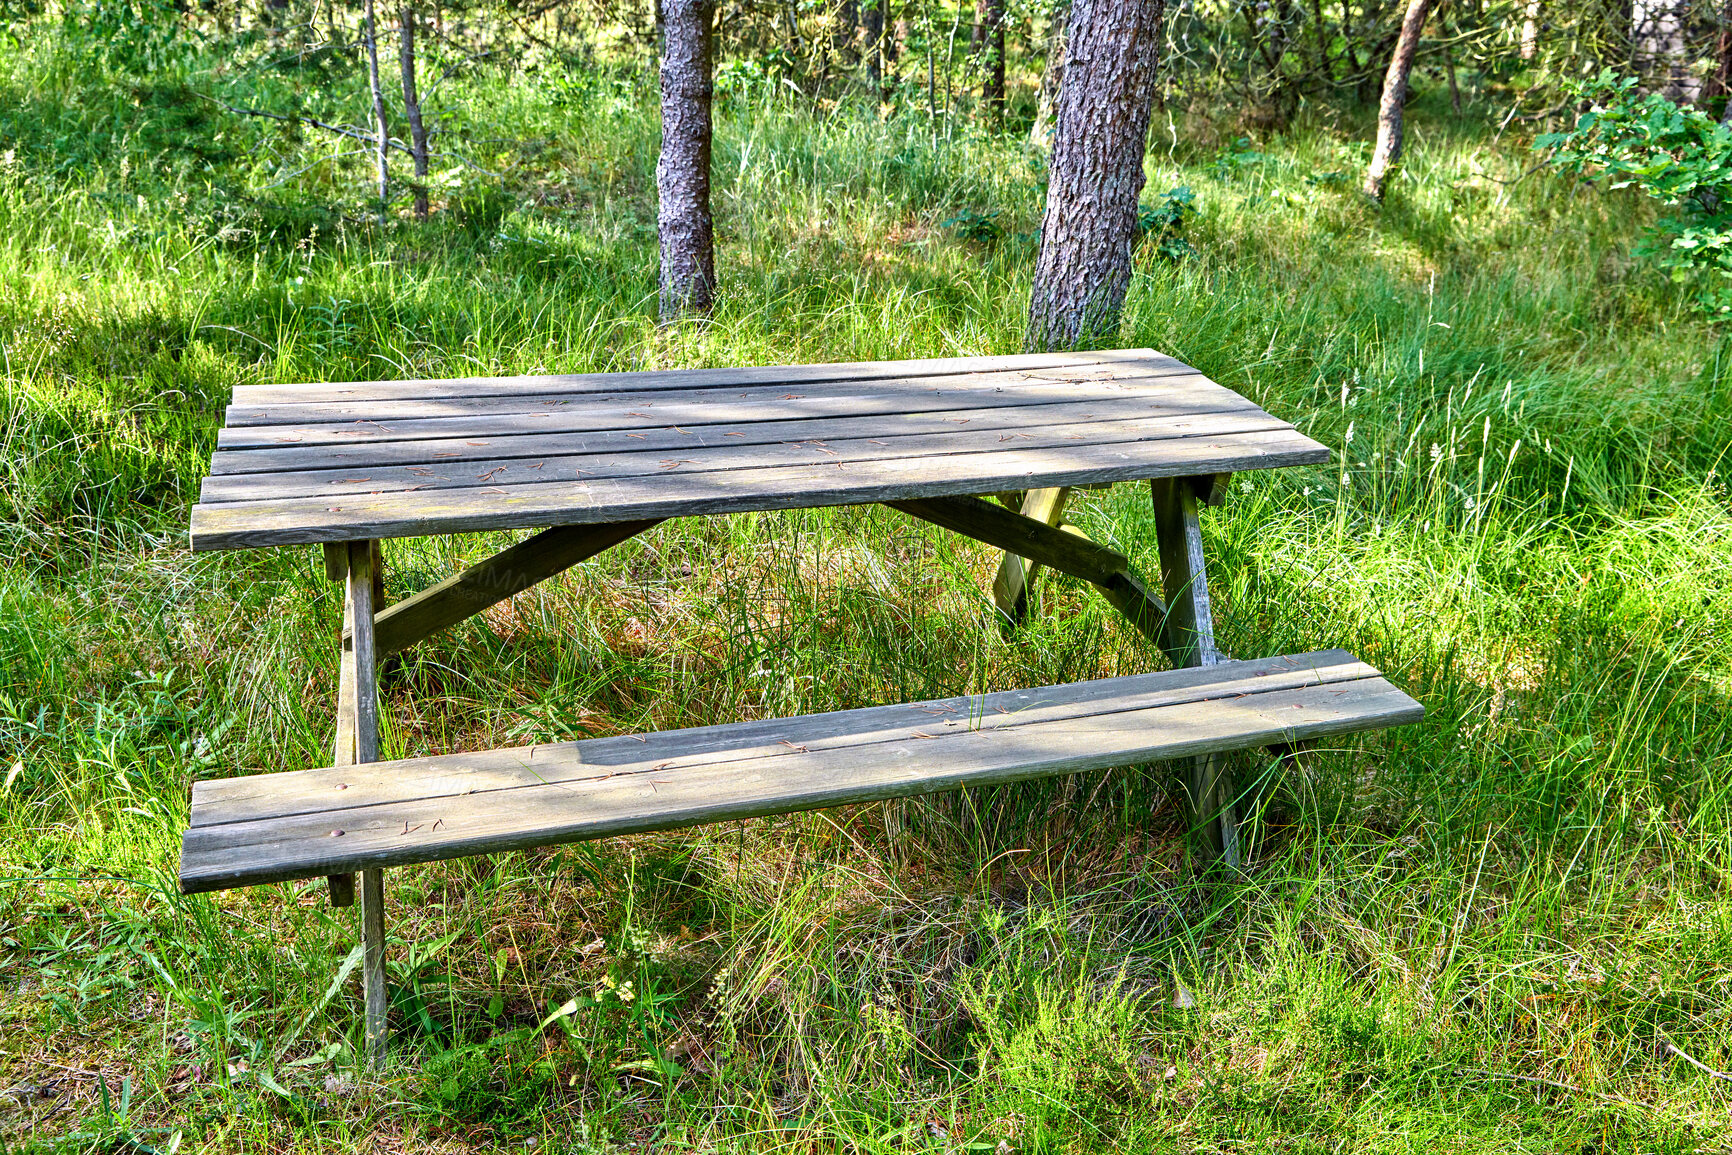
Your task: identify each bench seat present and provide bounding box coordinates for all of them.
[179,649,1422,894]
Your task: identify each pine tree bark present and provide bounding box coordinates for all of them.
[363,0,391,217]
[399,6,430,218]
[1362,0,1435,201]
[1025,0,1165,352]
[658,0,716,320]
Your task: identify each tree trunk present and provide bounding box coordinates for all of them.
[1025,0,1165,352]
[979,0,1006,123]
[399,6,430,218]
[1519,0,1540,60]
[1632,1,1697,104]
[1717,1,1732,120]
[658,0,716,319]
[363,0,390,217]
[1362,0,1435,201]
[864,0,885,92]
[1028,1,1068,152]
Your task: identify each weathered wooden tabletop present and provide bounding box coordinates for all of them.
[190,348,1329,551]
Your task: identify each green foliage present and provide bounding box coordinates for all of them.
[942,207,1004,244]
[1537,71,1732,316]
[2,12,1732,1154]
[1137,185,1197,259]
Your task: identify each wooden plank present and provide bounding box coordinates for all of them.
[1150,477,1219,670]
[203,411,1292,507]
[179,669,1424,892]
[887,494,1118,586]
[342,541,389,1069]
[223,361,1207,428]
[991,487,1071,623]
[207,393,1268,477]
[215,373,1248,450]
[189,651,1375,826]
[1148,476,1234,866]
[189,427,1330,550]
[230,348,1179,407]
[369,519,662,654]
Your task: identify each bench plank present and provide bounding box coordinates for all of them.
[230,348,1177,408]
[179,651,1423,892]
[190,427,1327,549]
[206,395,1262,477]
[223,362,1208,428]
[214,374,1241,452]
[200,411,1293,506]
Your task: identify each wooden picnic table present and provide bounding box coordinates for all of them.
[179,348,1423,1065]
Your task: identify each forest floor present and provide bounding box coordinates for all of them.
[5,16,1732,1155]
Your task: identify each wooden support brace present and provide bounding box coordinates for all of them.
[990,487,1071,623]
[887,495,1131,587]
[336,539,389,1067]
[358,519,662,655]
[1149,477,1238,869]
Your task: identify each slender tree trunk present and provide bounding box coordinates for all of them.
[658,0,716,319]
[1717,1,1732,121]
[399,6,430,218]
[1444,40,1460,113]
[864,0,885,92]
[1029,1,1068,152]
[1632,1,1696,104]
[1025,0,1166,352]
[1362,0,1435,200]
[363,0,390,217]
[980,0,1006,123]
[1519,0,1540,60]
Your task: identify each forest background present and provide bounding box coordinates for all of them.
[5,0,1732,1150]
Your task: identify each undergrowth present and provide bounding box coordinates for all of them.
[2,10,1731,1154]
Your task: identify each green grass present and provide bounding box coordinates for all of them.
[4,15,1732,1153]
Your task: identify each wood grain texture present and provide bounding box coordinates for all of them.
[201,409,1284,504]
[229,348,1178,407]
[215,373,1239,451]
[223,362,1208,429]
[209,394,1260,476]
[190,428,1329,549]
[991,487,1071,622]
[887,493,1121,586]
[178,651,1424,892]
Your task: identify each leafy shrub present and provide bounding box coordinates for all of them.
[1137,185,1197,260]
[942,207,1004,244]
[1537,71,1732,316]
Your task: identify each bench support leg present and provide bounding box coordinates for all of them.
[992,487,1071,623]
[332,539,390,1067]
[1150,478,1238,869]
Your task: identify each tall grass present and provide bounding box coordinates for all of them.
[2,15,1731,1153]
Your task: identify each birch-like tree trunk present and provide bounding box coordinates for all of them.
[1025,0,1165,351]
[1362,0,1435,201]
[658,0,716,319]
[1519,0,1540,61]
[363,0,391,216]
[399,6,430,218]
[1632,0,1698,104]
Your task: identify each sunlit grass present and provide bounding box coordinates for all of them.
[2,13,1731,1153]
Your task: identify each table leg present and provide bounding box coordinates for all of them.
[1149,478,1239,868]
[328,539,389,1066]
[992,487,1072,622]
